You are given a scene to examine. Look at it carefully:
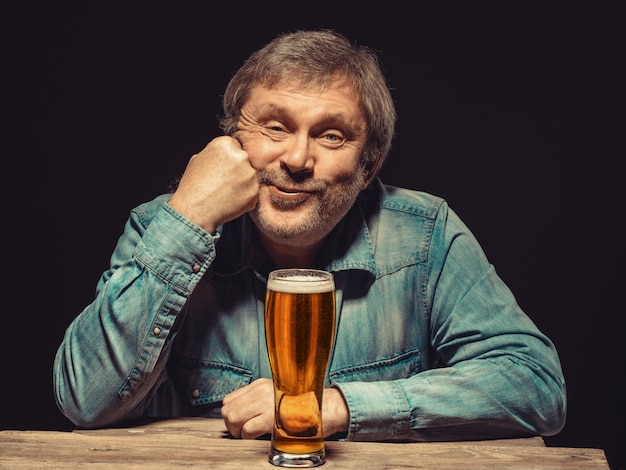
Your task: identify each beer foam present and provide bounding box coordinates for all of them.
[267,273,335,294]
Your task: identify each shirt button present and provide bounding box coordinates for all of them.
[153,327,161,336]
[192,388,201,399]
[192,263,201,273]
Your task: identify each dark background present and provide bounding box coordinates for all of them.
[3,1,624,468]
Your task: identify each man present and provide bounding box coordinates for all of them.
[54,30,566,442]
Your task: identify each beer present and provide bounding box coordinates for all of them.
[265,269,336,467]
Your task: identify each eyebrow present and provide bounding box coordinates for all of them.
[258,104,365,134]
[257,103,289,118]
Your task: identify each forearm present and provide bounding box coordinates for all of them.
[53,269,185,427]
[334,343,566,442]
[53,200,217,427]
[322,387,350,438]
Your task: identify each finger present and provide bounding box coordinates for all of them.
[218,134,246,155]
[240,413,274,440]
[230,133,243,149]
[221,388,257,437]
[222,416,242,438]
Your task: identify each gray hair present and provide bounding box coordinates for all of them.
[220,29,396,179]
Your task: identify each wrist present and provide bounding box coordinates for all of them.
[322,387,349,437]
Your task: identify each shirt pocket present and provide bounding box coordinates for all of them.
[168,352,253,407]
[329,348,422,383]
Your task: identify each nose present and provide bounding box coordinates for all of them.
[280,133,314,174]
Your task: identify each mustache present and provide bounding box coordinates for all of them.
[256,169,326,192]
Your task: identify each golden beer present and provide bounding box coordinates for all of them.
[265,269,336,467]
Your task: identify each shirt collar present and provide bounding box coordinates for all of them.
[210,186,379,280]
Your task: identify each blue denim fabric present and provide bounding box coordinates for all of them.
[54,179,566,441]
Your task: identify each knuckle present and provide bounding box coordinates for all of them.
[240,422,251,439]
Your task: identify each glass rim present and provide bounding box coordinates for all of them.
[269,268,333,280]
[267,269,334,293]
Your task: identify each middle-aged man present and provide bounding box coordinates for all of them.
[54,29,567,442]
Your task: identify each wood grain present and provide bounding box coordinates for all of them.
[0,418,609,469]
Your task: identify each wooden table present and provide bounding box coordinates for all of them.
[0,417,609,469]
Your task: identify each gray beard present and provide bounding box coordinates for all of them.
[250,168,366,247]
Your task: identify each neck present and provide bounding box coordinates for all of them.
[258,232,324,269]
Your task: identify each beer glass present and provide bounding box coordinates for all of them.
[265,269,336,467]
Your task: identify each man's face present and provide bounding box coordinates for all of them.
[236,78,369,249]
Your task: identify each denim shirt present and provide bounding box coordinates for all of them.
[54,179,566,441]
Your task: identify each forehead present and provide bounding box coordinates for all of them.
[256,70,356,98]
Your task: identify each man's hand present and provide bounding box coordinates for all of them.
[321,386,350,437]
[221,378,274,439]
[168,136,259,233]
[220,378,350,439]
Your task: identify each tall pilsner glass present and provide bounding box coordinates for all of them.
[265,269,336,467]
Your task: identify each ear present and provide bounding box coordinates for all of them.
[361,152,383,189]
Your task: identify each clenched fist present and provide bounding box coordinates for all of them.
[168,136,259,233]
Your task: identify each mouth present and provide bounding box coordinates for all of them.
[274,184,309,194]
[271,184,310,197]
[267,184,314,207]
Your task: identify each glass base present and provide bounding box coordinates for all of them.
[269,450,326,467]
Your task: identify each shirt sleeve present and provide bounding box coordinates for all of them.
[334,204,567,441]
[53,197,219,428]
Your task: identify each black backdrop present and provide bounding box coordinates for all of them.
[4,1,625,468]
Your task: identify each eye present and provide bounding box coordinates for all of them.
[265,121,287,133]
[319,131,346,147]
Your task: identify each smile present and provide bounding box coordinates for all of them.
[268,185,314,207]
[271,184,311,196]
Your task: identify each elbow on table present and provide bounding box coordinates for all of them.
[54,386,138,429]
[53,361,132,429]
[535,375,567,437]
[53,380,121,429]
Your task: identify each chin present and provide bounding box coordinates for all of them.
[262,223,321,246]
[250,209,324,246]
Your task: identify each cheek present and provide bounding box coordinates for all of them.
[241,136,278,169]
[322,158,363,181]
